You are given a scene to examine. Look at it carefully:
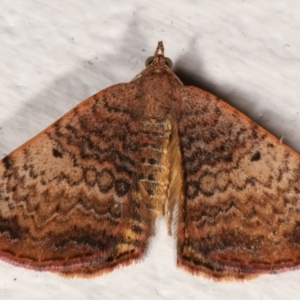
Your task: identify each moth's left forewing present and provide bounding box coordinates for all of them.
[0,83,153,276]
[176,85,300,280]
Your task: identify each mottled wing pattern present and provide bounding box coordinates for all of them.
[177,86,300,279]
[0,83,152,276]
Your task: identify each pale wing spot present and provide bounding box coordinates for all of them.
[97,169,114,193]
[216,171,229,190]
[85,169,97,186]
[200,174,216,196]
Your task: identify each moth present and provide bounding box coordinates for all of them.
[0,41,300,280]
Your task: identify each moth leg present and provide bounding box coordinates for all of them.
[161,197,173,236]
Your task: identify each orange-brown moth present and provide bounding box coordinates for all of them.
[0,42,300,280]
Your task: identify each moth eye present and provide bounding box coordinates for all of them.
[164,57,173,68]
[145,56,154,67]
[144,56,173,69]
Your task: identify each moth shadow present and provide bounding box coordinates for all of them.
[0,52,129,158]
[174,66,300,153]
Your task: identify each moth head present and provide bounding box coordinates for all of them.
[145,41,173,69]
[145,55,173,69]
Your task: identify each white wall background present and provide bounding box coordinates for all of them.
[0,1,300,299]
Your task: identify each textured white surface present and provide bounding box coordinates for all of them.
[1,0,300,299]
